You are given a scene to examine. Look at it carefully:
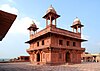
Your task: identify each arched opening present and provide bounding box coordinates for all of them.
[66,52,70,62]
[37,53,40,62]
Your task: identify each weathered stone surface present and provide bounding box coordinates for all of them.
[0,62,100,71]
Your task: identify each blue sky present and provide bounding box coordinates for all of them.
[0,0,100,58]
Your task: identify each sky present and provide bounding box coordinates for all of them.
[0,0,100,58]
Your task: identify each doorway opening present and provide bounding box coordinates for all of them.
[37,53,40,62]
[66,52,70,62]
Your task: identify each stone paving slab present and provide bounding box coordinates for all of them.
[0,62,100,71]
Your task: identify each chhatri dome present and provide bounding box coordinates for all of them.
[30,21,37,28]
[73,17,81,25]
[73,17,80,22]
[46,5,57,14]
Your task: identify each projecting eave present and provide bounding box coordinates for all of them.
[71,24,84,28]
[43,12,60,20]
[80,39,87,42]
[0,10,17,41]
[25,33,87,44]
[25,40,32,43]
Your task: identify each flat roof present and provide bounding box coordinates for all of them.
[0,10,17,41]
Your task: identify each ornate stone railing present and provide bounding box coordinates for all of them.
[51,27,81,39]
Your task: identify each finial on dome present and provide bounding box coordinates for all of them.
[74,17,80,22]
[50,4,52,7]
[32,20,35,24]
[46,5,57,14]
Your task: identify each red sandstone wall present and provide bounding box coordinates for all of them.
[51,34,81,48]
[30,37,51,49]
[30,35,33,40]
[50,52,66,64]
[70,52,81,63]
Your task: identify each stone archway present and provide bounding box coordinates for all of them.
[37,53,40,62]
[66,52,70,62]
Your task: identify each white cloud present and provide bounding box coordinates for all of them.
[0,4,18,14]
[8,0,14,3]
[0,4,42,34]
[9,17,42,34]
[97,42,100,46]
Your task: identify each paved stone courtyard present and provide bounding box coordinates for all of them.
[0,62,100,71]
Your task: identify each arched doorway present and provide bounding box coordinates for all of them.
[37,53,40,62]
[66,52,70,62]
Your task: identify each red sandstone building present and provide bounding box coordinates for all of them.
[25,5,86,65]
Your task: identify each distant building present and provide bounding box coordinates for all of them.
[25,5,87,65]
[81,52,100,62]
[17,56,29,62]
[0,10,17,41]
[10,56,29,62]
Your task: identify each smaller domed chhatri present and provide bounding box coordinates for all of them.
[27,21,38,33]
[43,5,60,27]
[71,17,84,33]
